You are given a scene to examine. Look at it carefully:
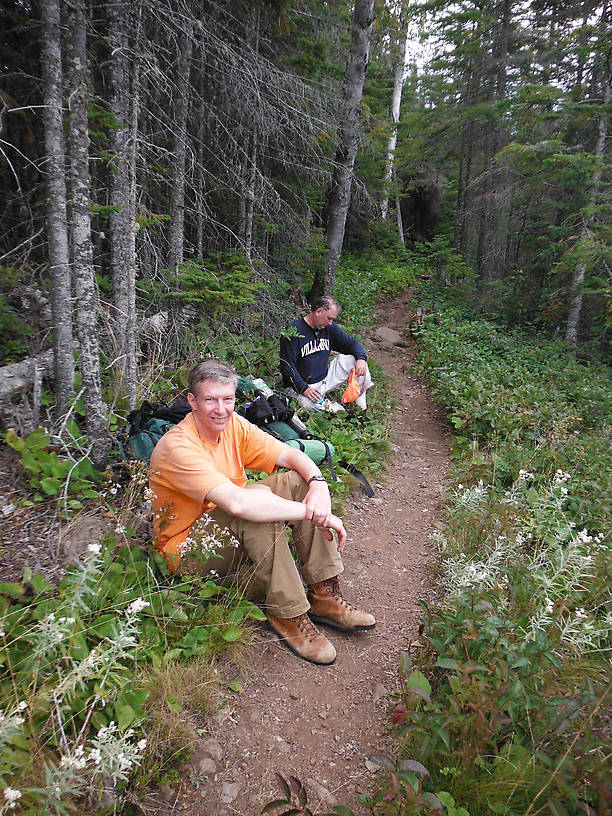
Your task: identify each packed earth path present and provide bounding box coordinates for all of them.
[150,292,451,816]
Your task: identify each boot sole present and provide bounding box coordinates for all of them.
[308,613,376,632]
[265,622,336,665]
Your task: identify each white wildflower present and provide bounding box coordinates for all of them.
[3,788,21,807]
[60,744,88,770]
[126,598,149,616]
[553,469,571,484]
[88,543,101,555]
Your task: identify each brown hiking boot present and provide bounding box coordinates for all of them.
[266,611,336,665]
[307,577,376,631]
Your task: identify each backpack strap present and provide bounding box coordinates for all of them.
[338,461,374,497]
[324,443,338,482]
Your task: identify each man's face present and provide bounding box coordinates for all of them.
[312,306,339,330]
[188,378,236,440]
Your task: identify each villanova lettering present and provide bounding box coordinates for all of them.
[301,338,330,357]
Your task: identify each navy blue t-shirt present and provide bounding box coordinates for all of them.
[279,316,366,394]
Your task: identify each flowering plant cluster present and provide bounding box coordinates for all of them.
[0,527,258,813]
[393,299,612,814]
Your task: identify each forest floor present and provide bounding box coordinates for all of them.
[145,292,451,816]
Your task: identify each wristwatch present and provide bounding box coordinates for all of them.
[308,474,327,484]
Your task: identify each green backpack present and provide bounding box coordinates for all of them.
[236,378,337,476]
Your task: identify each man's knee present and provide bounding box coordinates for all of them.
[265,469,307,501]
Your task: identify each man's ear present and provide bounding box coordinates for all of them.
[187,392,196,411]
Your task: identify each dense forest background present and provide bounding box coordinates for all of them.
[1,0,610,463]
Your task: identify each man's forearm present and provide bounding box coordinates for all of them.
[225,489,309,523]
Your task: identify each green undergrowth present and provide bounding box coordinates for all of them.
[334,252,418,336]
[361,298,611,815]
[0,536,262,814]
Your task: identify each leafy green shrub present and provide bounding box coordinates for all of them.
[334,254,418,335]
[0,538,260,813]
[5,428,103,509]
[168,252,261,315]
[375,296,611,816]
[412,303,611,526]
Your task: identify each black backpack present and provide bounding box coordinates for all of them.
[122,400,191,463]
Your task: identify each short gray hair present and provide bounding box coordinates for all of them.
[188,359,238,395]
[310,295,341,313]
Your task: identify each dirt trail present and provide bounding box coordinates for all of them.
[153,293,451,815]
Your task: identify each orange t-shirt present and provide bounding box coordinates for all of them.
[149,412,286,567]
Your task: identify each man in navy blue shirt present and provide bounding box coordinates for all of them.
[280,295,373,411]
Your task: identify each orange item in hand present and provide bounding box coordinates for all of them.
[341,369,361,404]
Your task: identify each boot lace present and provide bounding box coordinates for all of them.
[323,578,355,611]
[293,613,321,642]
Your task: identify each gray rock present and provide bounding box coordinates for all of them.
[372,326,403,348]
[306,777,338,809]
[202,737,223,762]
[60,515,112,564]
[198,757,217,775]
[220,781,241,804]
[275,737,291,754]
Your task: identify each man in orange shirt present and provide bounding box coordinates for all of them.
[150,359,375,665]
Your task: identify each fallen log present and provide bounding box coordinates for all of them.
[0,350,54,402]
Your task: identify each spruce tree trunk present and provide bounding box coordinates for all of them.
[244,130,257,260]
[67,0,109,468]
[381,15,410,221]
[125,10,142,410]
[195,80,205,258]
[241,1,261,261]
[168,17,193,270]
[312,0,375,298]
[40,0,74,422]
[565,75,610,354]
[108,0,135,401]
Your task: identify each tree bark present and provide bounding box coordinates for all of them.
[311,0,375,298]
[125,18,141,410]
[244,129,258,260]
[565,69,610,353]
[395,182,405,245]
[476,0,511,282]
[108,0,137,403]
[67,0,109,468]
[168,16,193,270]
[40,0,74,422]
[381,14,410,221]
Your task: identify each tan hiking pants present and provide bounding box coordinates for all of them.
[180,471,343,618]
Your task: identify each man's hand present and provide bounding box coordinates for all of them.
[302,480,332,525]
[317,513,347,552]
[354,359,367,378]
[303,385,322,402]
